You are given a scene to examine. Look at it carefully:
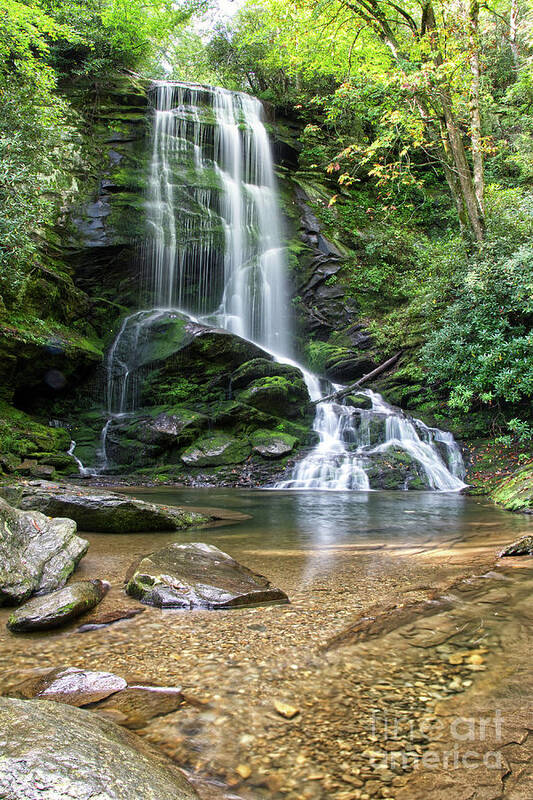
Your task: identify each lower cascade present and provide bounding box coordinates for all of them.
[275,383,466,491]
[84,79,465,492]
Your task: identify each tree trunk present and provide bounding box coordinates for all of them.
[510,0,519,65]
[468,0,485,217]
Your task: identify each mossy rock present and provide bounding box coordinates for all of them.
[238,376,310,420]
[181,433,251,467]
[490,466,533,512]
[365,447,429,490]
[0,402,71,465]
[231,358,305,390]
[250,429,298,459]
[130,408,208,447]
[344,393,372,410]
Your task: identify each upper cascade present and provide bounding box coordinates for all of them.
[147,80,292,356]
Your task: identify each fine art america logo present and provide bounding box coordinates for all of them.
[369,710,503,771]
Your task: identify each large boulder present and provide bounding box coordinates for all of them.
[133,408,208,447]
[365,447,429,490]
[325,350,377,383]
[0,481,211,532]
[7,579,109,632]
[0,497,88,605]
[126,542,289,609]
[231,358,306,390]
[251,429,298,459]
[0,697,199,799]
[238,375,311,419]
[181,432,251,467]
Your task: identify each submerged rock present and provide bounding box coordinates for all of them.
[12,666,127,706]
[251,429,298,459]
[0,697,199,799]
[95,684,185,729]
[0,497,88,605]
[76,605,145,632]
[7,579,109,632]
[7,667,185,729]
[126,542,289,609]
[499,535,533,557]
[0,481,211,532]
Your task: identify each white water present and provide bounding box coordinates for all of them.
[92,81,466,491]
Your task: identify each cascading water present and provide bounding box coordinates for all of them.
[95,81,292,469]
[85,79,466,492]
[276,388,466,491]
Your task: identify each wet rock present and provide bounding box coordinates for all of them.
[251,429,298,459]
[126,542,289,609]
[76,605,145,632]
[344,393,373,410]
[95,684,185,728]
[231,358,306,390]
[0,497,88,605]
[499,535,533,557]
[1,481,211,532]
[7,579,109,632]
[238,375,311,420]
[0,697,199,799]
[181,433,251,466]
[325,351,377,383]
[134,409,208,447]
[12,666,127,706]
[365,448,429,490]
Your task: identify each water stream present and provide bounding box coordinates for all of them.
[83,81,466,491]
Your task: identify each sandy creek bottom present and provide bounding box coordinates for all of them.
[1,488,532,800]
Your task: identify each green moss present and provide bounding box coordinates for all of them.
[490,465,533,512]
[181,432,251,466]
[0,402,70,465]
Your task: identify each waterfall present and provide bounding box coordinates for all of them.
[92,80,466,492]
[275,389,465,491]
[97,82,292,469]
[145,81,291,351]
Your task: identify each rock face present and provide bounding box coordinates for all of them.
[499,535,533,557]
[68,320,314,483]
[0,481,211,532]
[0,697,199,799]
[127,542,289,609]
[0,497,88,605]
[7,579,108,632]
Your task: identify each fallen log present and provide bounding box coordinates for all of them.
[311,352,402,406]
